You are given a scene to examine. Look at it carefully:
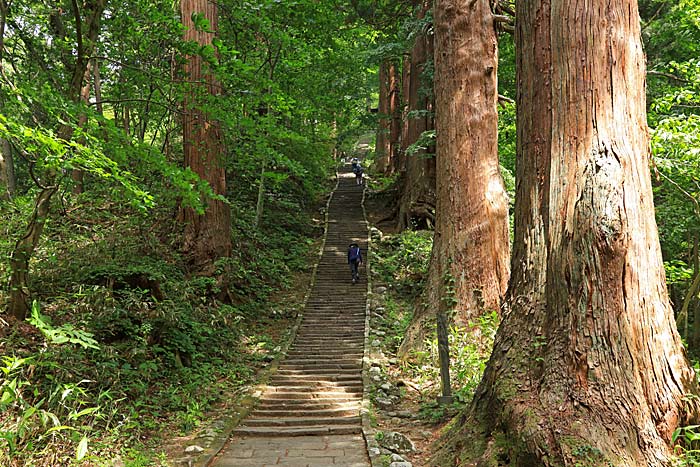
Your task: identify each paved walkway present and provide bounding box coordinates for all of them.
[211,167,370,467]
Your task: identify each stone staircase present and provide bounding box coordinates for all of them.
[232,167,368,438]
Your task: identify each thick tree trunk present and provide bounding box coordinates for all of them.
[180,0,231,274]
[375,60,391,174]
[437,1,700,465]
[397,0,436,232]
[399,0,509,354]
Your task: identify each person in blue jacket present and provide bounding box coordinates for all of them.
[347,243,362,284]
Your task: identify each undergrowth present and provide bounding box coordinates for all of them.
[371,229,499,424]
[0,178,328,466]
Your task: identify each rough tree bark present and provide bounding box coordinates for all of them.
[375,59,391,174]
[399,0,509,355]
[396,0,436,232]
[180,0,231,274]
[435,0,700,465]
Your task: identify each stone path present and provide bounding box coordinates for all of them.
[211,167,370,466]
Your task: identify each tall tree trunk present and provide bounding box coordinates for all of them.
[375,59,391,173]
[397,53,411,176]
[254,159,266,230]
[437,0,700,465]
[399,0,509,354]
[180,0,231,274]
[0,0,15,200]
[388,59,401,176]
[72,65,93,194]
[396,0,436,232]
[7,0,105,320]
[0,138,15,200]
[93,58,103,115]
[693,235,700,349]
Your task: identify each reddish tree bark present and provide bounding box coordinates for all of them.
[375,59,391,174]
[397,52,411,176]
[399,0,509,353]
[436,0,700,464]
[388,59,401,176]
[396,0,436,232]
[180,0,231,274]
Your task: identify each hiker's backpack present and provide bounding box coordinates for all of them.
[348,245,361,261]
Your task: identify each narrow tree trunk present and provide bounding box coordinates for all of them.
[8,187,57,319]
[254,159,266,230]
[388,60,401,176]
[375,60,391,174]
[399,0,509,354]
[181,0,231,274]
[7,0,105,319]
[397,53,411,176]
[437,1,700,464]
[0,0,15,200]
[93,58,103,115]
[72,65,93,194]
[693,235,700,349]
[0,138,15,200]
[396,0,436,232]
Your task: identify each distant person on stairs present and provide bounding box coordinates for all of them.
[348,243,362,284]
[353,163,364,185]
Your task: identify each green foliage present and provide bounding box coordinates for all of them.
[373,230,433,296]
[673,424,700,466]
[28,302,99,350]
[405,129,436,157]
[406,312,499,413]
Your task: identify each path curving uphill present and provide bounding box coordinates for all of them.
[211,167,370,466]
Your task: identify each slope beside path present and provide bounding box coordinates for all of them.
[209,167,370,466]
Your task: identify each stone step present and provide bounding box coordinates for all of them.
[277,363,362,372]
[232,424,362,437]
[262,391,362,400]
[276,368,361,377]
[287,343,364,350]
[257,398,361,408]
[265,384,362,393]
[279,362,362,369]
[283,352,363,359]
[270,376,362,385]
[250,406,360,418]
[243,415,361,427]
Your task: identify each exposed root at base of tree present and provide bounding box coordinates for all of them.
[430,398,690,467]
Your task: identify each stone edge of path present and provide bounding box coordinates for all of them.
[179,172,342,467]
[359,179,382,467]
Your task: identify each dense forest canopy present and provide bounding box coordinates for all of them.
[2,0,700,465]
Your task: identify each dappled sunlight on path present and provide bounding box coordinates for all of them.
[211,166,370,466]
